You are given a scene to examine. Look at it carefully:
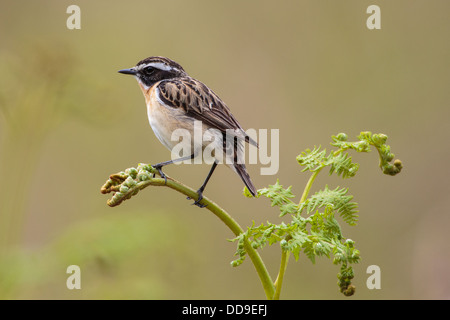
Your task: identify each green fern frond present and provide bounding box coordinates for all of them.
[230,233,247,267]
[282,229,309,261]
[300,185,359,226]
[328,152,360,179]
[296,146,327,172]
[322,207,343,239]
[331,133,371,153]
[257,180,297,216]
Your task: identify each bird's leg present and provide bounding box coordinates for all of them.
[188,161,218,208]
[152,163,167,183]
[153,153,196,184]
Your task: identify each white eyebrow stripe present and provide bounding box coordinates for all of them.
[140,62,176,72]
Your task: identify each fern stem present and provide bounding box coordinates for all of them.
[269,168,323,299]
[273,247,290,300]
[299,168,322,205]
[271,167,323,299]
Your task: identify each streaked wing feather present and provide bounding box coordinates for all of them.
[157,78,258,147]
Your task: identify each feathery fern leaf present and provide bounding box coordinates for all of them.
[300,185,359,226]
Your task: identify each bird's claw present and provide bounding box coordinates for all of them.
[152,165,167,185]
[187,190,207,208]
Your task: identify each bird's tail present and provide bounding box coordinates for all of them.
[233,163,257,197]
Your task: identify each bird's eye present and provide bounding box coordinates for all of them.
[143,66,155,75]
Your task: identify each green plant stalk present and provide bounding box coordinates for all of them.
[299,169,323,206]
[132,176,276,299]
[273,248,289,300]
[272,168,323,299]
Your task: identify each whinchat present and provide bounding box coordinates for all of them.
[118,56,258,207]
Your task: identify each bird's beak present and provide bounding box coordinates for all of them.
[118,68,137,75]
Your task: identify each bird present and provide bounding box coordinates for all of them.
[118,56,258,207]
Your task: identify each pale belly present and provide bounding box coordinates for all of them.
[146,87,199,153]
[145,86,242,166]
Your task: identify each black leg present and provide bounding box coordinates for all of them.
[188,161,218,208]
[153,153,196,184]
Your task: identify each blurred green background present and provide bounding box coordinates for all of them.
[0,0,449,299]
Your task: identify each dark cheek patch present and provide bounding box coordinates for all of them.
[141,70,174,88]
[141,74,156,87]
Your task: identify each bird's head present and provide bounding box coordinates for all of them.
[118,56,187,89]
